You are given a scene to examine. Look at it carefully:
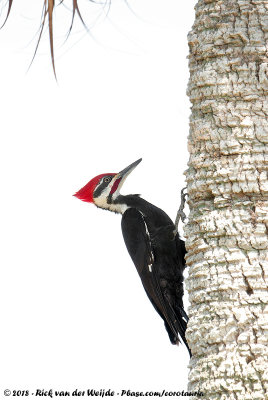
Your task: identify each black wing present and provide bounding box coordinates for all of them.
[121,207,190,355]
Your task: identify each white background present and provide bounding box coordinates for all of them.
[0,0,196,397]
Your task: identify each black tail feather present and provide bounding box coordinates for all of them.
[164,308,192,357]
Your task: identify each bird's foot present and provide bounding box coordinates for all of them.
[174,187,188,233]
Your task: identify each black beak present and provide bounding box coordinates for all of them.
[118,158,142,179]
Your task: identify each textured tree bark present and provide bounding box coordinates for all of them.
[185,1,268,399]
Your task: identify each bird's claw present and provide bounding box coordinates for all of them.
[180,187,188,200]
[177,210,187,223]
[174,187,188,233]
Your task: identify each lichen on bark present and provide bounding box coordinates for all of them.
[185,1,268,399]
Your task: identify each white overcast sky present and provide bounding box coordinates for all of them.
[0,0,196,397]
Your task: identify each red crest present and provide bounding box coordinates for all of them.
[73,173,115,203]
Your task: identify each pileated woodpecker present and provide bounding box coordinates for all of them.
[74,158,190,355]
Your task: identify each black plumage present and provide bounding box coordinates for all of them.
[120,195,191,355]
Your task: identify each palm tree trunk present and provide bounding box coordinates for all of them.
[185,1,268,398]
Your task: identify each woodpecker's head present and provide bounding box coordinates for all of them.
[74,158,142,213]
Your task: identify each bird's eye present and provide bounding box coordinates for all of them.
[104,177,112,183]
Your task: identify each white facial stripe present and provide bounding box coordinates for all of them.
[93,175,128,214]
[110,174,128,200]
